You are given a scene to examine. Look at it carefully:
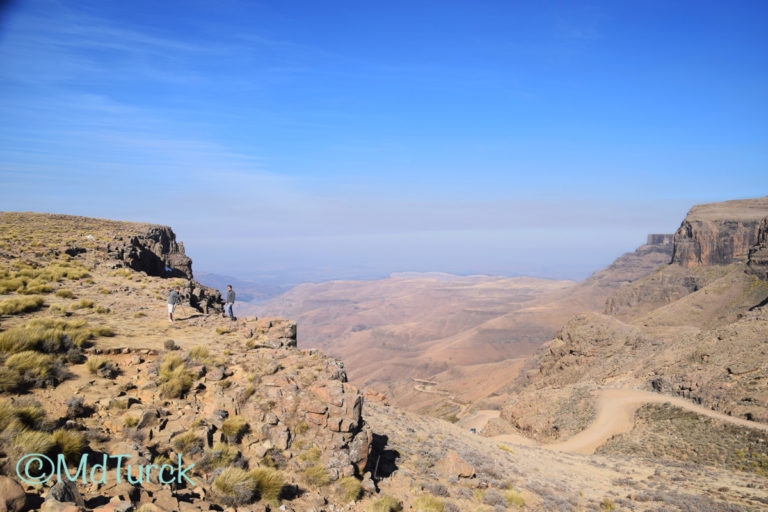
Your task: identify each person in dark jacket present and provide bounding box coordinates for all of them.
[225,285,236,320]
[168,286,181,323]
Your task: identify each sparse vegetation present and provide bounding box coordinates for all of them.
[368,495,403,512]
[215,327,231,335]
[123,416,139,428]
[600,498,616,510]
[338,476,362,502]
[188,345,210,361]
[413,494,445,512]
[55,289,74,298]
[505,488,525,507]
[303,464,331,487]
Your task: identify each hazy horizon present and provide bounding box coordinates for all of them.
[1,1,766,285]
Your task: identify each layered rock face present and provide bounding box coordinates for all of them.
[585,233,674,291]
[107,226,193,278]
[748,217,768,280]
[671,196,768,267]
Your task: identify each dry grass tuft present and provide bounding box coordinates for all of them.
[221,416,248,443]
[338,476,362,502]
[368,495,403,512]
[212,467,257,506]
[0,296,45,315]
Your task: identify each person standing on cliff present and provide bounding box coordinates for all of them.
[225,284,236,321]
[168,286,181,323]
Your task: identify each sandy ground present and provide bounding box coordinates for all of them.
[460,388,768,454]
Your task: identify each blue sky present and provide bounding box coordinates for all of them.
[0,0,766,285]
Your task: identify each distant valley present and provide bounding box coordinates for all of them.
[247,233,675,417]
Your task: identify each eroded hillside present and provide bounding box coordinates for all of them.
[492,197,768,471]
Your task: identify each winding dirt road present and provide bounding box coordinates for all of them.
[465,389,768,454]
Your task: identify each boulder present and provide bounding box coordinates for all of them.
[0,476,26,512]
[435,451,475,479]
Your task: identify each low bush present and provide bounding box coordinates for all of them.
[55,289,74,298]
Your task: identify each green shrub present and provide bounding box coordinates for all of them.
[338,476,362,502]
[0,296,45,315]
[414,495,444,512]
[249,467,285,504]
[222,416,248,443]
[368,495,403,512]
[212,467,257,506]
[600,498,616,511]
[303,464,331,487]
[172,432,203,455]
[123,416,138,428]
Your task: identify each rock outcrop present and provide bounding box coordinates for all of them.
[671,196,768,267]
[107,226,193,278]
[748,217,768,280]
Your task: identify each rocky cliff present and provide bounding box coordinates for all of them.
[748,217,768,280]
[497,197,768,444]
[671,196,768,267]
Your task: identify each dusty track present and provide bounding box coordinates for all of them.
[464,389,768,454]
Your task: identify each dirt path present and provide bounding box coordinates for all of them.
[477,389,768,454]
